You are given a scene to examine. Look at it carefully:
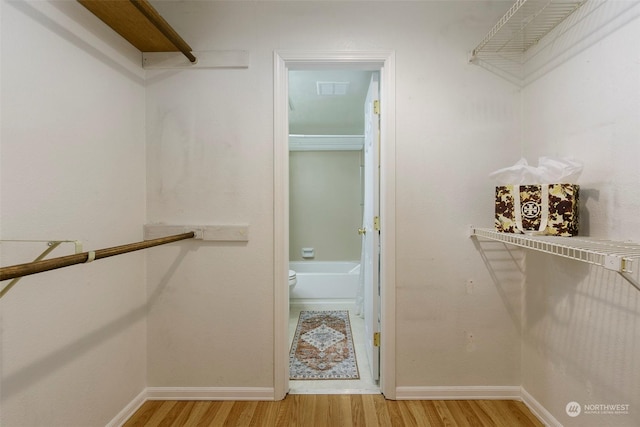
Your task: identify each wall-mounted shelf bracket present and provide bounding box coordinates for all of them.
[470,226,640,291]
[0,239,83,298]
[1,239,83,254]
[468,0,588,85]
[0,233,195,287]
[143,224,249,242]
[142,50,250,70]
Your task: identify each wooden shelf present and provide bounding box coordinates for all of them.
[78,0,195,62]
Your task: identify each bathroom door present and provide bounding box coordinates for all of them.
[362,73,380,380]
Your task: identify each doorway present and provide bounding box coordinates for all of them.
[288,69,378,394]
[273,51,397,400]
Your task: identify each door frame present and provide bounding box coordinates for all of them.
[273,50,396,399]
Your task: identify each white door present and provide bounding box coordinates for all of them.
[362,72,380,380]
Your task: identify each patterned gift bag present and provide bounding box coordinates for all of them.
[495,184,579,236]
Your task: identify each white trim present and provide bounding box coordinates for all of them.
[395,386,552,426]
[273,50,290,401]
[289,134,364,151]
[107,387,276,426]
[274,50,396,400]
[105,389,148,427]
[146,387,275,401]
[110,386,555,426]
[521,387,562,427]
[143,224,249,241]
[378,50,396,400]
[142,50,250,69]
[395,386,522,400]
[291,388,381,395]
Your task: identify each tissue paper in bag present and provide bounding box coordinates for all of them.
[492,158,581,236]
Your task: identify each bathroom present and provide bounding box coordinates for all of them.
[287,69,380,393]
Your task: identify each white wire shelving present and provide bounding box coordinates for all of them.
[469,0,587,84]
[471,227,640,276]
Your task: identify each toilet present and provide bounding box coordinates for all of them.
[288,269,297,294]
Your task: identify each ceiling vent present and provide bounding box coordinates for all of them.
[316,81,350,96]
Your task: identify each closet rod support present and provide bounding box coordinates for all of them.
[1,239,83,253]
[619,272,640,292]
[0,232,195,285]
[0,242,65,299]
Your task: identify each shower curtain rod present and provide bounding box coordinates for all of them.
[0,232,195,284]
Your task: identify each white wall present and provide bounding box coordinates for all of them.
[146,1,523,391]
[6,1,638,425]
[0,1,147,425]
[289,150,362,262]
[521,1,640,426]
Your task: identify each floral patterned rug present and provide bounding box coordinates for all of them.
[289,310,359,380]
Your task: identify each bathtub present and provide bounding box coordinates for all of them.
[289,261,360,301]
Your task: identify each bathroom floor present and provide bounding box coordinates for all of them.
[288,302,380,394]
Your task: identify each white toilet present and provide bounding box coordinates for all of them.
[288,269,297,294]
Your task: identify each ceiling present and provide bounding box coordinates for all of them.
[288,70,373,136]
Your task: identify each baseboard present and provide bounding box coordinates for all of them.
[395,386,556,426]
[146,387,276,401]
[521,387,562,427]
[395,385,522,400]
[108,387,276,426]
[110,386,556,426]
[106,389,148,427]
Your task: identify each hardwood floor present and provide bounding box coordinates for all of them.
[123,394,544,426]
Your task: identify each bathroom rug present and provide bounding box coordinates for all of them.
[289,310,359,380]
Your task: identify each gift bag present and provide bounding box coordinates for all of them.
[495,183,579,236]
[490,157,582,236]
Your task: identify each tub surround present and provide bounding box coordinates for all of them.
[289,261,360,304]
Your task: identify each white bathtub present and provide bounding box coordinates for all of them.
[289,261,360,300]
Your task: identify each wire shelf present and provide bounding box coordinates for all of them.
[469,0,587,83]
[471,227,640,274]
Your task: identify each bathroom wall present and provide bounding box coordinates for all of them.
[520,1,640,425]
[289,150,362,262]
[146,0,523,393]
[0,1,147,425]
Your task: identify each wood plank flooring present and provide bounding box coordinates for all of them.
[123,394,544,426]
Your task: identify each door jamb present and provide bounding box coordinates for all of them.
[273,50,396,400]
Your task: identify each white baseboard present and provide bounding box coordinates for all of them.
[521,387,562,427]
[108,387,276,426]
[146,387,275,401]
[110,386,557,427]
[395,385,522,400]
[395,386,557,427]
[106,389,148,427]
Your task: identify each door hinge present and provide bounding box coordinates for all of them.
[374,216,380,231]
[373,100,380,115]
[373,332,380,347]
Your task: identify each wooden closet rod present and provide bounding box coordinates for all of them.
[129,0,197,63]
[0,232,195,283]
